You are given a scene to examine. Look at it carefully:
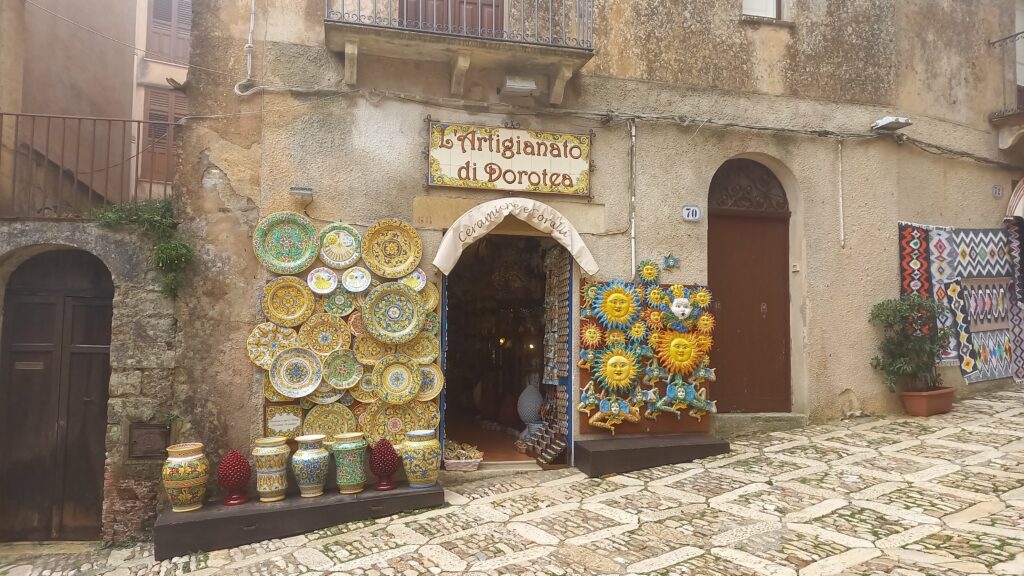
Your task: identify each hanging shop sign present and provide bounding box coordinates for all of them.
[428,121,591,196]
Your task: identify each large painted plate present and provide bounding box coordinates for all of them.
[351,374,377,403]
[298,312,350,355]
[363,282,424,344]
[319,223,362,269]
[263,276,316,327]
[353,335,396,365]
[398,333,439,364]
[419,281,439,312]
[253,212,319,274]
[269,347,323,398]
[416,364,444,401]
[371,353,422,405]
[362,219,422,278]
[363,402,418,445]
[247,321,298,369]
[324,349,363,390]
[303,403,358,446]
[323,289,356,317]
[411,400,440,431]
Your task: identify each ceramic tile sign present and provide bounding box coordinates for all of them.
[428,121,591,196]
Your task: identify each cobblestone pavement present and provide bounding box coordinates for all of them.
[3,388,1024,576]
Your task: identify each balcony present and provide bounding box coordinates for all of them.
[324,0,594,104]
[990,30,1024,149]
[0,113,176,219]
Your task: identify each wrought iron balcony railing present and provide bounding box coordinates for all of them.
[325,0,594,50]
[0,112,177,220]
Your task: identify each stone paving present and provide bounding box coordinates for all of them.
[3,387,1024,576]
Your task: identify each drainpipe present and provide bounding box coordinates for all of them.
[628,119,637,274]
[233,0,257,96]
[838,140,846,249]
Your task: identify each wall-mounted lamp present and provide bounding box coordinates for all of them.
[289,186,314,200]
[871,116,912,132]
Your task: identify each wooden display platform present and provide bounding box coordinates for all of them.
[574,434,729,477]
[153,483,445,561]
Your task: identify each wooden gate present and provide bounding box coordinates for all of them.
[0,250,113,541]
[707,159,791,413]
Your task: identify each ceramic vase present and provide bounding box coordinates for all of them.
[517,383,544,424]
[332,432,368,494]
[161,442,210,512]
[291,434,329,497]
[400,429,441,489]
[252,437,290,503]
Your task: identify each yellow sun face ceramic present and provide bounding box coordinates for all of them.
[605,329,627,346]
[696,313,716,334]
[691,288,712,308]
[694,334,714,353]
[629,321,647,340]
[656,331,703,375]
[580,319,604,349]
[638,261,660,284]
[594,347,640,395]
[648,330,662,348]
[594,283,640,329]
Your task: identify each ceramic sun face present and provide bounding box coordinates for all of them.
[656,331,703,376]
[593,282,640,330]
[691,288,712,308]
[637,260,660,285]
[593,346,640,396]
[579,318,605,350]
[605,329,627,346]
[696,313,716,334]
[628,321,648,342]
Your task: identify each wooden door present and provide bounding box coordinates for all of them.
[401,0,503,36]
[0,251,113,541]
[707,159,791,413]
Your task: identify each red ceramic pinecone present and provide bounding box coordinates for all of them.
[369,440,399,477]
[217,449,251,490]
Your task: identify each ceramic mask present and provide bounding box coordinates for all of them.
[671,297,691,319]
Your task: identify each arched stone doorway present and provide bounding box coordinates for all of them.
[0,249,113,540]
[708,159,792,412]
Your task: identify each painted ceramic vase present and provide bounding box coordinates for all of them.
[252,437,290,503]
[291,434,330,497]
[400,429,441,489]
[161,443,210,512]
[332,432,368,494]
[517,383,544,424]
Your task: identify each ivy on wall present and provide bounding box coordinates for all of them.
[94,199,194,295]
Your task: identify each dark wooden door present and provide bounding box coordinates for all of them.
[401,0,503,36]
[0,251,113,541]
[707,159,791,413]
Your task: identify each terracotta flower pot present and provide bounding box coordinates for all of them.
[899,386,954,416]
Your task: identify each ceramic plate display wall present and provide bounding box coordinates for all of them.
[263,371,291,402]
[363,402,418,445]
[263,276,316,327]
[423,312,440,336]
[269,347,323,398]
[362,219,423,278]
[371,353,422,405]
[247,322,299,369]
[324,349,363,390]
[420,281,440,311]
[319,223,362,269]
[363,282,425,344]
[351,375,377,403]
[398,333,440,364]
[323,289,356,316]
[400,268,427,292]
[416,364,444,401]
[265,404,303,438]
[307,267,339,295]
[307,380,344,404]
[303,403,357,445]
[353,400,372,429]
[341,266,373,293]
[411,400,441,431]
[253,212,319,274]
[298,312,351,355]
[347,310,366,336]
[353,335,396,365]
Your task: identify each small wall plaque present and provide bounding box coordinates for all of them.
[682,205,702,222]
[128,423,170,459]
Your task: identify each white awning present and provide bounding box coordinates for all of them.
[1007,178,1024,221]
[432,197,600,275]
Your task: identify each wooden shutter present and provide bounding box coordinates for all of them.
[147,0,191,61]
[141,89,188,184]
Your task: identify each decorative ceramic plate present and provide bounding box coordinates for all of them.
[263,276,316,327]
[269,347,323,398]
[362,219,423,279]
[324,349,363,390]
[303,403,358,445]
[347,310,366,336]
[307,267,339,295]
[353,335,396,365]
[341,266,373,293]
[298,312,351,355]
[398,333,440,364]
[364,283,425,344]
[363,402,418,445]
[323,289,356,317]
[319,223,362,269]
[263,371,291,402]
[400,268,427,292]
[253,212,319,274]
[247,322,299,369]
[265,404,303,438]
[420,281,439,311]
[351,375,377,403]
[416,364,444,401]
[423,312,440,336]
[353,399,372,429]
[371,353,422,405]
[308,379,344,404]
[411,400,441,430]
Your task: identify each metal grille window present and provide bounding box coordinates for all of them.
[148,0,191,62]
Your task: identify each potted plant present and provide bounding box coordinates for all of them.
[869,295,955,416]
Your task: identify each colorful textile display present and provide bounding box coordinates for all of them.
[898,222,931,297]
[940,280,980,379]
[577,260,716,434]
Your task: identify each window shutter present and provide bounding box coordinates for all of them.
[148,0,191,61]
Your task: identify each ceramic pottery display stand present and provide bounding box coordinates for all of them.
[153,483,444,561]
[574,433,729,478]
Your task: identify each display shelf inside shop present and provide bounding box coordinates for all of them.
[154,483,444,561]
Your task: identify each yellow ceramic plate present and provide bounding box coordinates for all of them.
[411,400,440,431]
[247,321,298,369]
[371,353,422,405]
[416,364,444,401]
[419,281,440,312]
[307,379,344,404]
[363,282,425,344]
[263,371,291,402]
[268,347,323,398]
[362,219,423,279]
[262,276,316,327]
[350,374,377,403]
[324,349,363,390]
[398,333,440,364]
[363,402,418,445]
[353,335,396,365]
[298,312,351,355]
[303,403,358,445]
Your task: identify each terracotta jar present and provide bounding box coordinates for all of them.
[332,432,368,494]
[161,443,210,512]
[291,434,329,497]
[252,437,290,502]
[400,429,441,489]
